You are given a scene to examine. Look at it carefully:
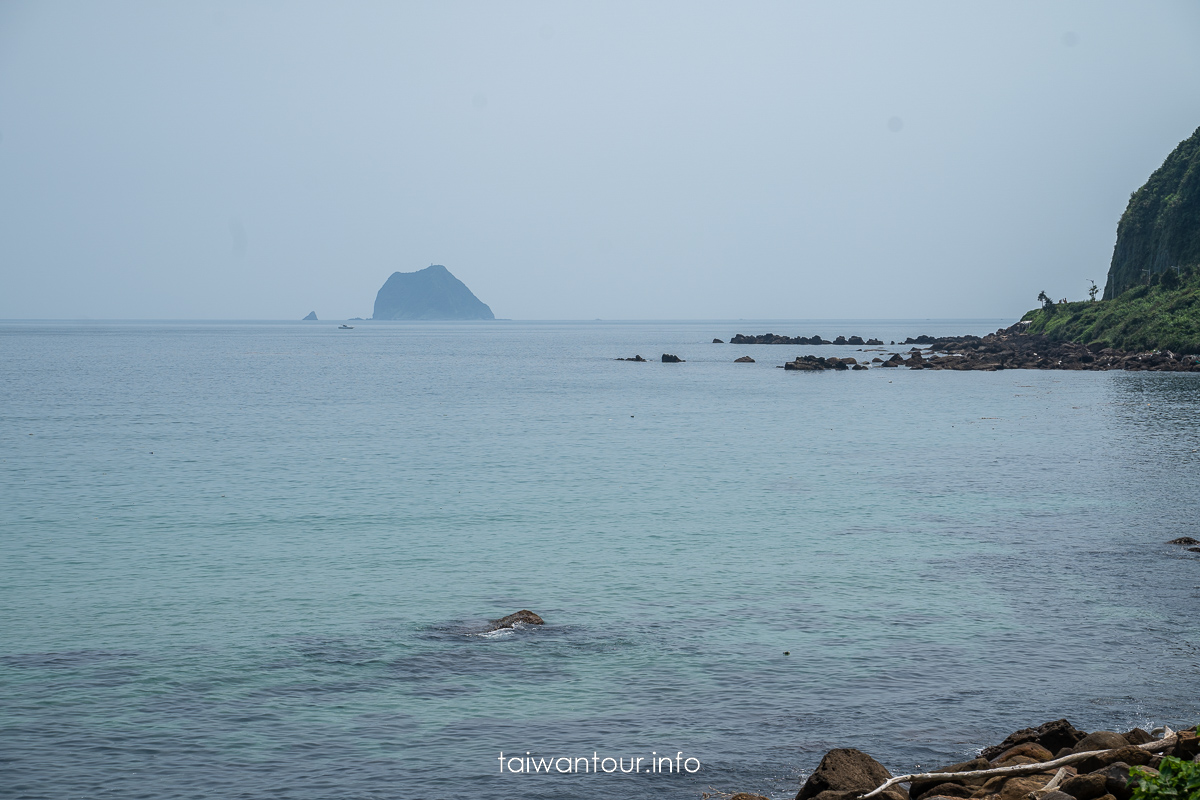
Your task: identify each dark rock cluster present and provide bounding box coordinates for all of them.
[731,333,884,346]
[727,324,1200,371]
[783,356,866,371]
[773,719,1200,800]
[896,327,1200,371]
[662,353,685,363]
[616,355,647,361]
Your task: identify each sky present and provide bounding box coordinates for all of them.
[1,1,1199,321]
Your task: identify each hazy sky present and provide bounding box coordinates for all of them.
[2,1,1199,320]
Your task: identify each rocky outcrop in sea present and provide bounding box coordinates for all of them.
[730,334,884,346]
[736,323,1200,372]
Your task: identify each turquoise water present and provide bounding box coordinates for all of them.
[2,320,1199,800]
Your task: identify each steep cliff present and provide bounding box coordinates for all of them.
[371,265,494,321]
[1104,126,1200,299]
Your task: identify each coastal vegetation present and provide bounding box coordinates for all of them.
[1022,268,1200,353]
[1132,757,1200,800]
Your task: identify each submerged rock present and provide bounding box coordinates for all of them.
[617,355,647,362]
[713,338,724,343]
[662,353,684,363]
[1168,536,1199,545]
[488,610,544,631]
[735,356,755,363]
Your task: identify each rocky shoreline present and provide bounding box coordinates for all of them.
[730,324,1200,372]
[725,718,1199,800]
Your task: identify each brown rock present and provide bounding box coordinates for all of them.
[1041,792,1076,800]
[1172,729,1199,760]
[1071,732,1130,754]
[796,748,907,800]
[910,759,991,799]
[1073,747,1151,775]
[914,783,973,800]
[1101,764,1135,800]
[730,794,772,800]
[808,791,860,800]
[1061,772,1107,800]
[982,720,1087,761]
[1120,729,1152,747]
[1000,777,1052,800]
[488,610,544,630]
[991,743,1054,765]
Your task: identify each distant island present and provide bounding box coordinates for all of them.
[302,311,317,321]
[372,265,494,320]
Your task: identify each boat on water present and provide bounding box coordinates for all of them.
[339,324,354,329]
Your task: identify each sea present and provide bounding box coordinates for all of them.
[2,319,1198,800]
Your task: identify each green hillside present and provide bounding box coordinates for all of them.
[1021,125,1200,352]
[1104,126,1200,299]
[1023,267,1200,353]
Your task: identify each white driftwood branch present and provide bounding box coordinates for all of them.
[858,727,1177,800]
[1035,766,1071,796]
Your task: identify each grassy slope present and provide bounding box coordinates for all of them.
[1022,271,1200,353]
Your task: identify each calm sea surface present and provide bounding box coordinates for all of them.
[2,320,1199,800]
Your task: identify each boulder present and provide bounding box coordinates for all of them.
[735,356,756,363]
[1168,536,1200,545]
[713,339,725,343]
[914,784,973,800]
[990,743,1054,765]
[1120,729,1152,746]
[796,748,907,800]
[848,336,866,346]
[910,759,989,799]
[662,354,684,363]
[1041,792,1076,800]
[1189,547,1200,553]
[488,610,544,630]
[1170,729,1199,760]
[1061,772,1108,800]
[998,776,1053,800]
[1101,764,1135,800]
[1071,732,1131,755]
[1072,746,1152,775]
[853,364,869,370]
[982,720,1087,760]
